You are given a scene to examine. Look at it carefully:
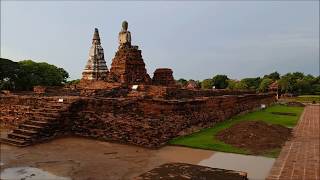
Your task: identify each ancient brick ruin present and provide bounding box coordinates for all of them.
[109,45,151,85]
[82,28,109,81]
[0,21,276,147]
[0,91,275,147]
[152,68,175,86]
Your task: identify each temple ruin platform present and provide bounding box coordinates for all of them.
[0,87,275,148]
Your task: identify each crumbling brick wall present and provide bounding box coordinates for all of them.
[137,85,257,99]
[0,93,275,148]
[152,68,175,86]
[0,95,77,130]
[72,93,275,147]
[0,96,38,129]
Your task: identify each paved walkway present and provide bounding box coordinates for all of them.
[267,105,320,180]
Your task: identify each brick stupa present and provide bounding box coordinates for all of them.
[152,68,175,86]
[109,21,151,85]
[82,28,109,80]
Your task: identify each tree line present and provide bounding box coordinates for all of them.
[1,58,319,95]
[0,58,69,90]
[177,72,320,95]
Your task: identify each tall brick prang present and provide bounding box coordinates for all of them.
[109,21,151,85]
[82,28,109,81]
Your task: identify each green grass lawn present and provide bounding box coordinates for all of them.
[295,95,320,103]
[169,104,304,157]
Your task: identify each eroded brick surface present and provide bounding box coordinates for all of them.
[71,94,274,148]
[109,46,151,85]
[267,105,320,180]
[152,68,175,87]
[1,93,275,147]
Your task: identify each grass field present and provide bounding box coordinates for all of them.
[295,95,320,103]
[169,104,304,157]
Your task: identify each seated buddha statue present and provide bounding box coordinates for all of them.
[118,21,131,48]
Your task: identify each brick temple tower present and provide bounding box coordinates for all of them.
[109,21,151,85]
[82,28,109,80]
[152,68,175,86]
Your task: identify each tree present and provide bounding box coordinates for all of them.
[0,58,21,90]
[0,58,69,90]
[258,78,272,92]
[18,60,69,90]
[58,68,69,83]
[176,78,188,87]
[66,79,80,85]
[278,76,290,93]
[291,72,304,80]
[227,80,249,90]
[296,79,312,94]
[241,77,261,90]
[227,80,237,90]
[234,81,249,90]
[276,72,316,95]
[201,79,214,89]
[263,71,280,81]
[212,75,229,89]
[311,76,320,94]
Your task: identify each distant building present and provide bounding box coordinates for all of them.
[186,80,200,89]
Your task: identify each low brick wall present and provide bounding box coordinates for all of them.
[72,93,275,147]
[138,85,257,99]
[0,93,275,147]
[0,95,77,129]
[0,96,36,129]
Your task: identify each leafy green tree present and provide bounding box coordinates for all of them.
[227,79,249,90]
[278,76,290,93]
[58,68,69,83]
[311,76,320,94]
[176,78,188,87]
[66,79,80,85]
[201,79,214,89]
[258,78,273,92]
[235,81,249,90]
[277,72,317,95]
[296,79,312,94]
[263,71,280,81]
[0,58,21,90]
[0,58,69,90]
[291,72,304,80]
[241,77,261,90]
[227,79,237,90]
[212,75,229,89]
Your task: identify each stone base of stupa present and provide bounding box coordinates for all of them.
[78,79,123,90]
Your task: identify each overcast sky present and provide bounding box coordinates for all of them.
[1,1,319,80]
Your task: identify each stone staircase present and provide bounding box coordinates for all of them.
[0,99,75,147]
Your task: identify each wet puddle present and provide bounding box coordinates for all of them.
[0,167,71,180]
[198,152,275,180]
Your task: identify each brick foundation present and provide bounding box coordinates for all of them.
[0,93,275,147]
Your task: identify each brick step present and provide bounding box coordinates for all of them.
[28,111,60,118]
[39,104,67,109]
[0,137,30,147]
[32,108,60,112]
[8,133,33,141]
[42,102,70,105]
[24,120,49,126]
[44,100,72,103]
[32,116,56,121]
[19,124,43,131]
[13,128,38,136]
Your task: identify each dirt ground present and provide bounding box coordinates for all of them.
[0,135,213,180]
[216,121,291,154]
